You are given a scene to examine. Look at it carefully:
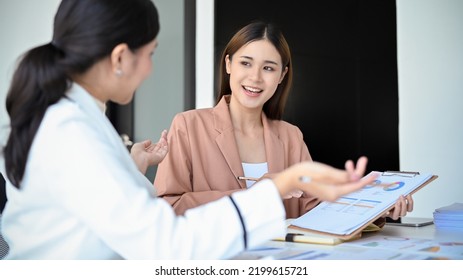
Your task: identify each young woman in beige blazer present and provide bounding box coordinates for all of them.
[154,21,413,221]
[154,21,318,218]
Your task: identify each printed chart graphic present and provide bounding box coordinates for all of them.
[364,180,405,191]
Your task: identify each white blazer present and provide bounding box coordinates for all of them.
[1,84,285,259]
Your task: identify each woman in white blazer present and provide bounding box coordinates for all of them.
[0,0,376,259]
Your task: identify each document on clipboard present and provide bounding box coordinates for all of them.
[290,171,438,240]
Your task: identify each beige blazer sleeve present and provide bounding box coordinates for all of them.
[154,109,245,216]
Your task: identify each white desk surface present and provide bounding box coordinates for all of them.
[234,223,463,260]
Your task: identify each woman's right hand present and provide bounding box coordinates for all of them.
[272,156,377,202]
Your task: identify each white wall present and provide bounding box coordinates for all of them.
[136,0,186,180]
[397,0,463,217]
[195,0,214,109]
[0,0,61,147]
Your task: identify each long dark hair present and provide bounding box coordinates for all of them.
[216,21,293,120]
[3,0,160,188]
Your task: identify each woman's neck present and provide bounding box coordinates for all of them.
[72,59,110,104]
[228,98,263,134]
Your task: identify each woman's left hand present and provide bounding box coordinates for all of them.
[384,194,414,220]
[282,189,304,199]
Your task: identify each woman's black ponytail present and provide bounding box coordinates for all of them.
[4,43,68,188]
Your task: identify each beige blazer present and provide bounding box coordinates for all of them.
[154,95,320,218]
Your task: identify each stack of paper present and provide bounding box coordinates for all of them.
[433,202,463,231]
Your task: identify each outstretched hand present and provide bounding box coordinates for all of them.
[272,156,377,202]
[130,130,168,174]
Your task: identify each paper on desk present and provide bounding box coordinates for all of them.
[436,202,463,212]
[341,235,463,259]
[433,202,463,231]
[230,246,318,260]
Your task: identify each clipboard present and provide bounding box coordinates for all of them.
[289,171,438,240]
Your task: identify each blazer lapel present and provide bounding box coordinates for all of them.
[213,96,247,189]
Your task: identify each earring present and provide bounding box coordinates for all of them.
[115,69,123,77]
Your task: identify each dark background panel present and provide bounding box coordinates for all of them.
[215,0,399,173]
[1,174,5,213]
[106,101,134,148]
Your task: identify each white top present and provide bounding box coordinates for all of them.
[0,83,285,259]
[242,162,268,188]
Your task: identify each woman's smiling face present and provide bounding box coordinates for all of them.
[226,39,287,110]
